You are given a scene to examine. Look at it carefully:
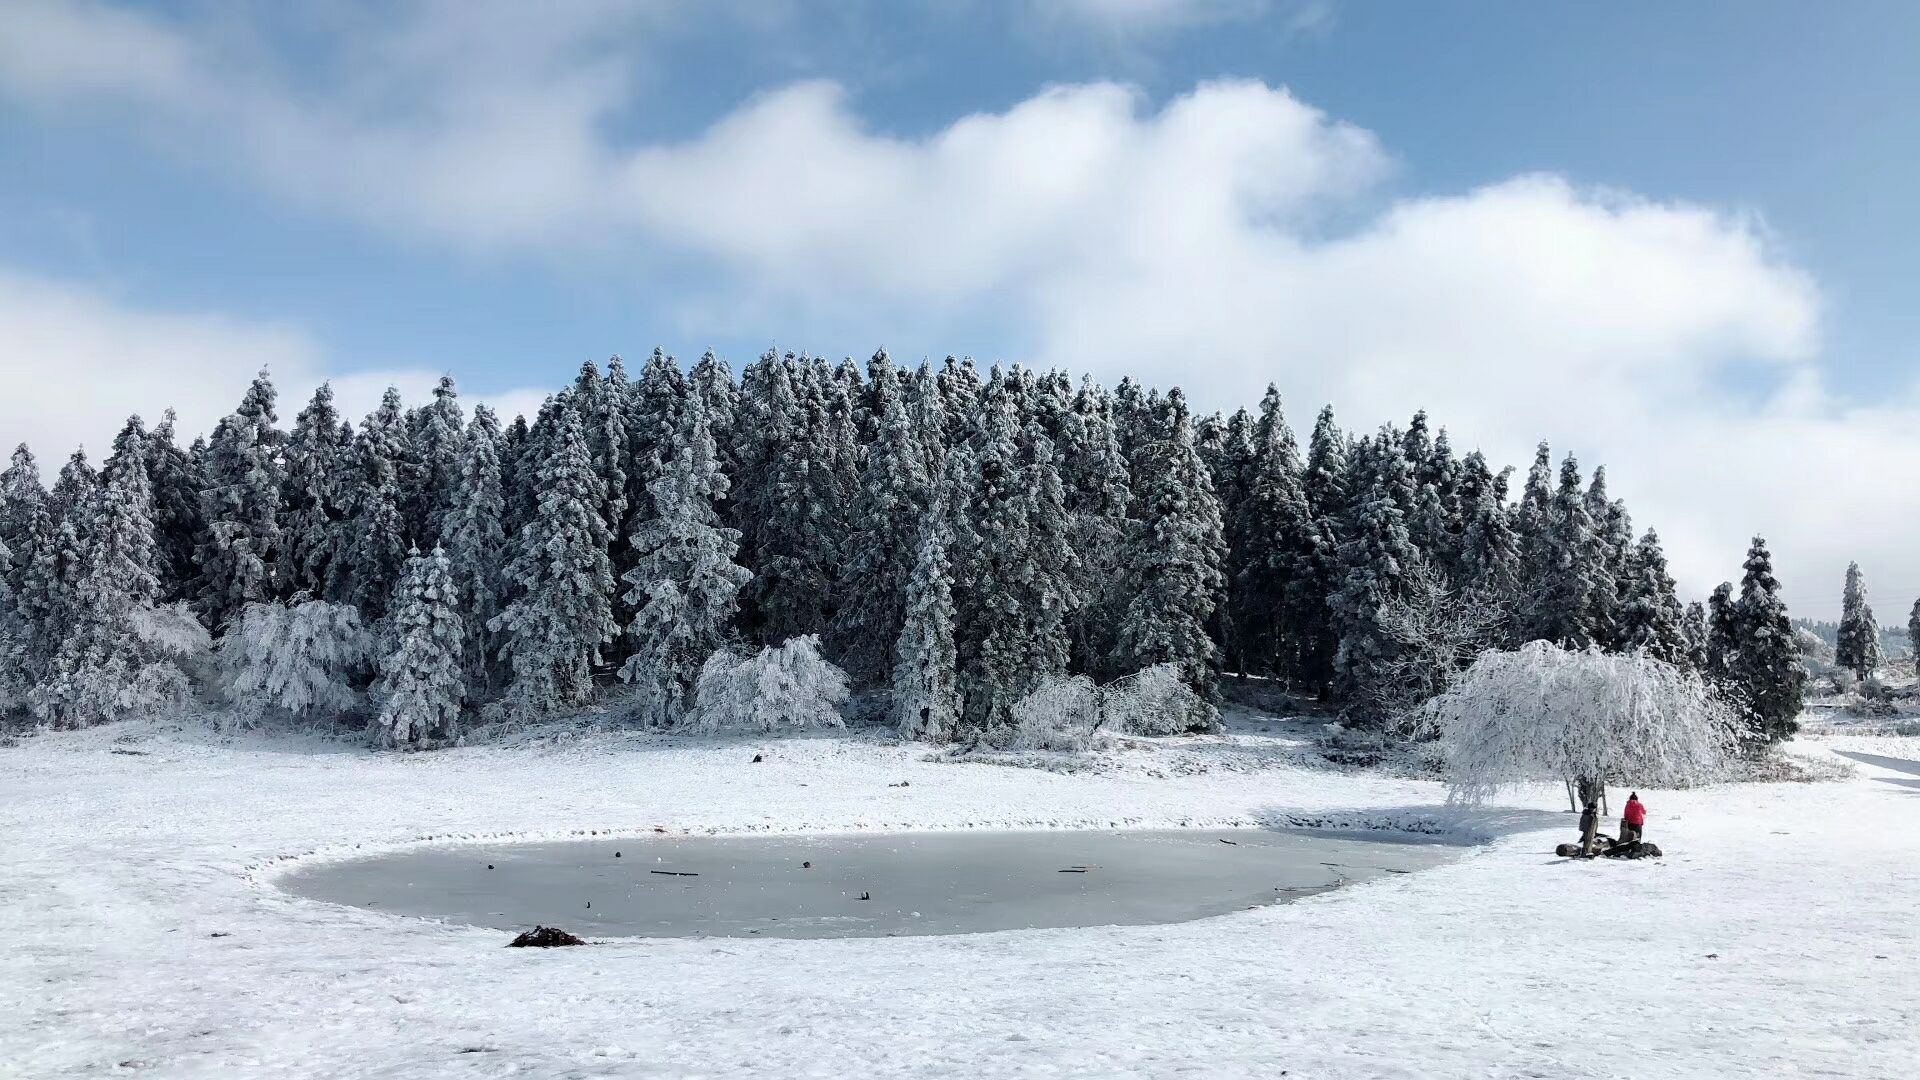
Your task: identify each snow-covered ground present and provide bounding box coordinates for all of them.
[3,717,1916,1078]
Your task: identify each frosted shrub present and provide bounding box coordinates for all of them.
[1008,674,1101,751]
[219,597,373,725]
[1424,641,1740,804]
[686,635,849,733]
[1103,663,1213,735]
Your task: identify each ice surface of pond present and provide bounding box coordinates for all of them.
[280,829,1459,939]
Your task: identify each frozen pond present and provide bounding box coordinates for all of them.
[279,829,1460,939]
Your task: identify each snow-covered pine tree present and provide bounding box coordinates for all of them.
[1058,377,1134,679]
[1729,536,1805,742]
[143,412,206,604]
[1835,561,1881,679]
[0,445,45,597]
[1454,450,1522,635]
[893,491,961,742]
[625,349,687,526]
[1909,597,1920,676]
[1584,466,1635,649]
[1522,455,1610,648]
[410,375,467,546]
[31,437,195,727]
[734,351,815,642]
[1329,430,1424,723]
[1683,600,1710,670]
[1705,582,1738,682]
[618,390,750,724]
[829,380,932,686]
[951,371,1079,737]
[936,355,982,450]
[1227,386,1316,680]
[1117,389,1227,718]
[690,350,739,492]
[490,399,617,713]
[499,411,534,539]
[1616,529,1689,664]
[341,389,412,619]
[282,384,353,599]
[1200,407,1254,674]
[440,404,508,693]
[372,546,465,749]
[196,370,283,627]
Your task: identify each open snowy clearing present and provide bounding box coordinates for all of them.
[3,719,1917,1079]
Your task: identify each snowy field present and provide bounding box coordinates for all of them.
[3,717,1917,1079]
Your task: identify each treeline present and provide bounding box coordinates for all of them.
[0,349,1803,745]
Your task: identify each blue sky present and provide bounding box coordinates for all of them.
[1,0,1915,614]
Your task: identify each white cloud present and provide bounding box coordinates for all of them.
[0,270,547,474]
[1,1,1909,615]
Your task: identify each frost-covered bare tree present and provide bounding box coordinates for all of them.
[1357,562,1507,729]
[1424,641,1740,806]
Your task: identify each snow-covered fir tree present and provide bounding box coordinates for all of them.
[618,391,750,725]
[893,495,961,742]
[1227,386,1316,680]
[0,445,46,598]
[282,384,353,600]
[409,376,467,546]
[491,400,617,713]
[1909,598,1920,675]
[1117,389,1226,715]
[1835,561,1881,679]
[440,405,509,692]
[830,379,933,686]
[372,547,465,749]
[196,370,283,627]
[1728,537,1806,742]
[1616,529,1689,665]
[951,373,1079,738]
[341,389,412,619]
[1057,378,1133,679]
[145,411,207,602]
[31,437,195,727]
[1329,431,1424,724]
[1524,455,1611,648]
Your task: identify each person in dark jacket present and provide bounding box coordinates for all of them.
[1620,793,1647,843]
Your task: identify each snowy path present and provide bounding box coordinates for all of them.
[2,722,1916,1078]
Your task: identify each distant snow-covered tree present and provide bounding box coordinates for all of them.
[372,547,466,749]
[1425,641,1740,806]
[1835,561,1881,679]
[686,635,849,733]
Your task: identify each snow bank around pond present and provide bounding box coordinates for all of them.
[3,716,1918,1078]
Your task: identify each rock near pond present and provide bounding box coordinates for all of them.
[507,926,587,948]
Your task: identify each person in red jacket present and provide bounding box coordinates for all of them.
[1620,793,1647,843]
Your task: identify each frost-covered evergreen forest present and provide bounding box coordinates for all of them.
[0,351,1806,747]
